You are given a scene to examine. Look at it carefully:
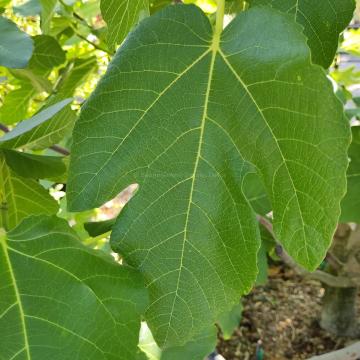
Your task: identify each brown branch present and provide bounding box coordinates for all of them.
[257,215,357,288]
[0,123,70,156]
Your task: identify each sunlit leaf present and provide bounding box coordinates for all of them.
[0,80,36,125]
[0,99,72,149]
[39,0,57,34]
[28,35,66,73]
[100,0,149,50]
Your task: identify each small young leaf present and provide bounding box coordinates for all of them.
[0,215,148,359]
[0,16,33,69]
[84,218,116,237]
[243,171,271,216]
[249,0,356,68]
[101,0,149,50]
[217,303,243,340]
[0,98,72,149]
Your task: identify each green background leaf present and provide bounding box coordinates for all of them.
[0,16,34,69]
[0,215,148,359]
[0,98,72,150]
[2,149,66,179]
[39,0,57,34]
[101,0,149,50]
[0,155,58,229]
[341,126,360,223]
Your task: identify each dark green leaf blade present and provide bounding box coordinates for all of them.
[68,4,349,346]
[0,16,34,68]
[0,215,148,359]
[2,149,66,179]
[248,0,356,68]
[0,155,58,229]
[28,35,66,73]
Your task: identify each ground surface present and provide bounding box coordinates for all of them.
[217,264,359,360]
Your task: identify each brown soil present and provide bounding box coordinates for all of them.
[217,265,360,360]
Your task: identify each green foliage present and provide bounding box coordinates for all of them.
[0,215,147,359]
[218,303,243,339]
[0,79,35,125]
[13,0,41,17]
[39,0,57,34]
[0,99,72,149]
[0,0,356,358]
[101,0,149,51]
[341,126,360,223]
[0,16,33,68]
[0,156,58,229]
[2,149,66,179]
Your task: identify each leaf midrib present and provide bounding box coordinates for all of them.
[164,21,222,344]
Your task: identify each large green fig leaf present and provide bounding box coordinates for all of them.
[101,0,149,51]
[0,155,58,229]
[341,126,360,223]
[0,215,148,359]
[249,0,356,68]
[68,5,349,347]
[0,17,33,69]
